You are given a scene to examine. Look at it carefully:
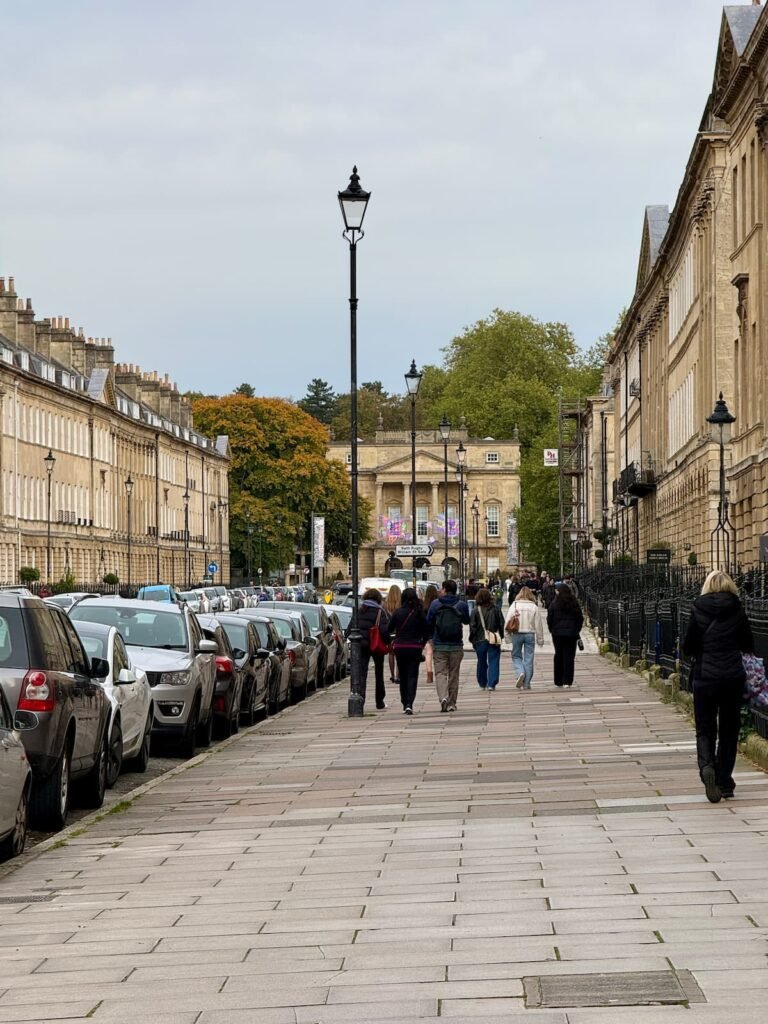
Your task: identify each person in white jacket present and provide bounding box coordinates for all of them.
[504,586,544,690]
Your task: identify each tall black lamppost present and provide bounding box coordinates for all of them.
[462,482,469,581]
[218,499,227,585]
[471,495,480,578]
[183,490,190,586]
[439,415,451,571]
[405,359,423,585]
[338,165,371,718]
[44,449,56,582]
[246,513,254,582]
[125,476,134,591]
[706,392,736,572]
[456,441,467,589]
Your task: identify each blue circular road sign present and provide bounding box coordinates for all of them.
[208,561,219,575]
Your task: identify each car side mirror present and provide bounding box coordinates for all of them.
[117,668,137,685]
[232,648,246,661]
[197,639,218,654]
[277,639,286,651]
[90,657,110,679]
[13,710,38,731]
[305,635,316,647]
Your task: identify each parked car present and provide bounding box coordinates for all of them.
[44,593,100,612]
[0,686,33,861]
[215,614,271,725]
[211,586,232,612]
[71,621,153,786]
[258,602,336,685]
[178,590,203,613]
[326,608,350,680]
[238,614,291,712]
[137,584,180,603]
[251,608,315,700]
[0,594,111,830]
[69,598,216,759]
[196,614,244,738]
[253,607,322,692]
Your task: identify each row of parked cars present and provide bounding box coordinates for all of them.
[0,590,349,864]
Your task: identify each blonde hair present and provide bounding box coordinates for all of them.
[516,586,535,602]
[701,570,739,597]
[385,586,402,614]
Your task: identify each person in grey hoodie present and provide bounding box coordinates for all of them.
[427,580,470,712]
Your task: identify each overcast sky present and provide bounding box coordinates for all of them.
[0,0,741,400]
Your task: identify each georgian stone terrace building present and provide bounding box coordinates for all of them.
[0,276,230,587]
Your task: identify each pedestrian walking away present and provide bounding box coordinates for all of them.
[682,570,754,803]
[357,589,391,710]
[422,583,439,684]
[388,587,431,714]
[546,583,584,688]
[469,587,505,690]
[385,584,402,686]
[427,579,470,712]
[504,585,544,689]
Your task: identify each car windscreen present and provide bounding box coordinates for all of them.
[295,606,321,630]
[221,621,249,653]
[70,606,188,650]
[268,618,294,639]
[0,609,28,669]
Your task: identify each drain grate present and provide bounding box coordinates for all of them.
[0,893,56,905]
[523,970,705,1008]
[260,731,292,736]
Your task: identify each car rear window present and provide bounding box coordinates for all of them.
[79,634,108,662]
[253,622,270,648]
[0,609,28,669]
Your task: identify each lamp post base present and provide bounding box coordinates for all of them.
[347,691,365,717]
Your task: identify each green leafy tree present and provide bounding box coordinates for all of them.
[191,395,371,574]
[298,379,338,425]
[233,382,255,397]
[330,382,410,440]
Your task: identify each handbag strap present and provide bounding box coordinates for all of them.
[478,607,486,630]
[374,608,382,628]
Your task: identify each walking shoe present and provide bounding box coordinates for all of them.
[702,765,722,804]
[515,673,525,689]
[722,790,735,800]
[487,686,496,691]
[405,706,413,715]
[376,703,387,710]
[478,684,486,689]
[440,698,448,713]
[447,703,457,712]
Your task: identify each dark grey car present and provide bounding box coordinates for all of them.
[0,595,111,830]
[258,602,336,686]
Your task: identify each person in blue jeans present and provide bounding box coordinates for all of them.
[469,588,505,689]
[504,586,544,689]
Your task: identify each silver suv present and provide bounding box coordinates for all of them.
[70,599,216,758]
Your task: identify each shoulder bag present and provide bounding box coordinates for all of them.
[479,606,502,645]
[506,602,520,634]
[369,608,390,656]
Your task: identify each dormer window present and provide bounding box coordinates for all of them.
[485,452,500,464]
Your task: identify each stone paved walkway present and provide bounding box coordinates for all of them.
[1,638,768,1023]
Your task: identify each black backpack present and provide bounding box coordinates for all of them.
[433,602,463,645]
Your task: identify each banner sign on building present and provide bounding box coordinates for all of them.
[506,515,519,565]
[544,448,559,467]
[312,515,325,569]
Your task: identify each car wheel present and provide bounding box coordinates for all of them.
[230,704,240,736]
[0,785,29,862]
[106,719,123,789]
[241,682,256,727]
[30,743,71,831]
[78,731,108,809]
[181,699,199,759]
[130,712,152,773]
[196,702,214,748]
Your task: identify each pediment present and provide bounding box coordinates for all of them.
[377,449,454,476]
[635,206,669,293]
[711,6,761,108]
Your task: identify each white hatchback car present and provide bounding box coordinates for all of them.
[71,620,153,786]
[0,686,33,861]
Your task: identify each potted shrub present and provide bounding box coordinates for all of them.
[594,549,604,560]
[103,573,119,586]
[19,566,40,584]
[687,552,698,566]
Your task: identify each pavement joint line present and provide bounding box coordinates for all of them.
[0,680,342,885]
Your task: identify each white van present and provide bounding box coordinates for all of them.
[359,577,407,598]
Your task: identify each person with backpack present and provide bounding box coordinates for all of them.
[357,589,391,710]
[546,583,584,688]
[505,585,544,689]
[388,587,431,714]
[469,587,506,690]
[427,579,470,712]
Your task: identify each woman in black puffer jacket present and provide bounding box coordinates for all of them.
[683,571,753,803]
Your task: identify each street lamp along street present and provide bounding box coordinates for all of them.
[706,392,736,572]
[44,449,56,583]
[439,415,451,571]
[405,359,423,586]
[338,166,371,718]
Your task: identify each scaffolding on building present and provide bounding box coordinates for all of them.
[558,396,588,578]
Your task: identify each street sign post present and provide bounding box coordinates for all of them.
[208,561,219,576]
[395,544,434,558]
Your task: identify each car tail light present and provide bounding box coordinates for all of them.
[215,656,233,676]
[18,670,55,713]
[287,649,296,666]
[214,696,226,712]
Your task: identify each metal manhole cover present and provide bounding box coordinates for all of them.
[0,894,56,904]
[523,970,705,1008]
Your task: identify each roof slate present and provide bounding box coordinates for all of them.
[724,5,762,55]
[645,205,670,265]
